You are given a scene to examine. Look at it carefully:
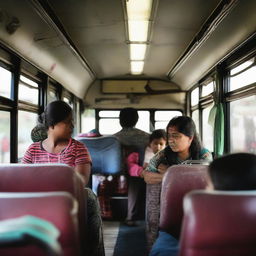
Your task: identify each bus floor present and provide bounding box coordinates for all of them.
[103,220,147,256]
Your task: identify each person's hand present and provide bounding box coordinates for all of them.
[157,163,168,174]
[143,170,164,184]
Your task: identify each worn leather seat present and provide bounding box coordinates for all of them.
[0,164,88,255]
[159,164,209,239]
[179,190,256,256]
[0,191,79,256]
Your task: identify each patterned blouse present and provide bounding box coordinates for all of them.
[22,138,91,167]
[146,146,212,173]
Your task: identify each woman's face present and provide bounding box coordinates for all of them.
[167,126,193,153]
[52,114,74,139]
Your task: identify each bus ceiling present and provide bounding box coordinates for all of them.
[0,0,255,100]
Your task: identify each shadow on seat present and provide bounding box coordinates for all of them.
[0,191,78,256]
[179,190,256,256]
[159,164,209,239]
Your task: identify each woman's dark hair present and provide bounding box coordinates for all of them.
[149,129,167,143]
[38,100,72,129]
[209,153,256,191]
[164,116,202,163]
[119,108,139,128]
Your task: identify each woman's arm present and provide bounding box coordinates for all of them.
[74,163,91,185]
[142,170,164,184]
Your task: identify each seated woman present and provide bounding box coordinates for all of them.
[142,116,212,251]
[23,100,104,256]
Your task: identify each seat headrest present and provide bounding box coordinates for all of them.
[78,136,121,174]
[159,164,209,238]
[179,190,256,256]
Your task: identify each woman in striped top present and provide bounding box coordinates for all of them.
[22,100,104,256]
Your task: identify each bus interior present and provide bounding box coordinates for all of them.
[0,0,255,255]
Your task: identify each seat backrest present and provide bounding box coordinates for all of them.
[159,164,209,239]
[78,136,122,175]
[0,164,87,255]
[0,191,79,256]
[179,190,256,256]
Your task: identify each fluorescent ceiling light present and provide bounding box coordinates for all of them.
[126,0,152,21]
[130,44,147,61]
[131,61,144,75]
[128,21,149,42]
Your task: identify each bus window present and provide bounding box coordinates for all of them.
[191,87,199,107]
[19,75,39,105]
[82,109,96,133]
[18,110,37,159]
[98,110,150,135]
[201,81,214,97]
[98,110,121,135]
[191,110,199,133]
[230,95,256,153]
[0,66,12,99]
[154,110,182,129]
[202,103,214,152]
[230,58,256,91]
[0,111,10,163]
[136,111,150,133]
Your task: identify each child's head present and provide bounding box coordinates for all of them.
[149,129,167,154]
[208,153,256,191]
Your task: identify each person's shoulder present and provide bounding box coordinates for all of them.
[200,148,213,160]
[71,138,86,147]
[134,128,149,135]
[25,142,41,152]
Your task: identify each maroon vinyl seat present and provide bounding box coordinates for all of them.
[0,191,79,256]
[159,164,209,239]
[0,164,88,255]
[179,190,256,256]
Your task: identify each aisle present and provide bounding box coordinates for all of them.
[103,220,147,256]
[113,221,147,256]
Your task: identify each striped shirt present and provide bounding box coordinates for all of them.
[22,138,91,167]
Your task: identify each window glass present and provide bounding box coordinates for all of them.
[0,67,12,99]
[0,111,10,163]
[98,110,150,135]
[230,58,256,91]
[154,110,182,129]
[81,109,96,133]
[201,81,214,97]
[63,96,73,108]
[19,75,39,104]
[99,119,121,135]
[192,110,199,134]
[18,110,38,159]
[136,111,150,133]
[230,95,256,153]
[48,90,58,103]
[191,87,199,106]
[99,111,120,118]
[202,104,214,152]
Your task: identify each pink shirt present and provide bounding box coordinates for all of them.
[126,146,155,177]
[22,138,91,167]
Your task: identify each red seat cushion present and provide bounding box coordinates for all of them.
[0,192,79,256]
[159,164,209,239]
[179,190,256,256]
